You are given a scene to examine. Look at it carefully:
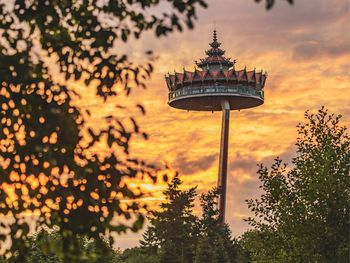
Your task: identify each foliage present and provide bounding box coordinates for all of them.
[242,108,350,262]
[0,0,209,262]
[141,175,199,263]
[255,0,294,10]
[196,188,231,263]
[194,236,215,263]
[120,247,159,263]
[196,189,250,263]
[0,0,296,260]
[0,0,208,261]
[140,177,248,263]
[0,178,253,263]
[2,230,121,263]
[0,182,250,263]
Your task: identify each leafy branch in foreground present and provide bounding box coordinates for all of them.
[0,0,207,261]
[255,0,294,10]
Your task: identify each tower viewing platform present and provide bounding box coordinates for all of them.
[165,30,267,111]
[164,30,267,223]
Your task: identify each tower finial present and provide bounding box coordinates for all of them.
[213,29,217,42]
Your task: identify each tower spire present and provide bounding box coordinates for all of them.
[196,29,235,70]
[209,29,221,49]
[213,29,218,42]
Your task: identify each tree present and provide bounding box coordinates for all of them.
[194,236,215,263]
[196,188,229,263]
[242,107,350,262]
[7,230,122,263]
[140,175,199,263]
[120,247,159,263]
[0,0,208,261]
[196,189,250,263]
[139,181,250,263]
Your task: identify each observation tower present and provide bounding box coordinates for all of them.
[165,30,267,223]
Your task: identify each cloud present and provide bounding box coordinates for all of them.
[173,152,217,175]
[228,144,296,182]
[292,40,350,61]
[260,144,296,167]
[229,153,259,175]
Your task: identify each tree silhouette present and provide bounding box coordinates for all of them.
[0,0,207,260]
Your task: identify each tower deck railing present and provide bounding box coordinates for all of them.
[168,84,264,101]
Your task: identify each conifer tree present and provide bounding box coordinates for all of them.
[159,241,182,263]
[140,225,159,256]
[140,175,199,263]
[141,179,250,263]
[194,236,215,263]
[196,189,248,263]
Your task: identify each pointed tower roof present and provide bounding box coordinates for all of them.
[206,30,225,56]
[196,30,234,70]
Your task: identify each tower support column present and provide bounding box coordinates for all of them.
[218,100,230,224]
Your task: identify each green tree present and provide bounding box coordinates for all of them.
[140,175,199,263]
[121,247,159,263]
[194,236,215,263]
[139,182,250,263]
[0,0,207,261]
[196,189,228,263]
[242,107,350,262]
[196,189,250,263]
[5,230,122,263]
[139,223,159,256]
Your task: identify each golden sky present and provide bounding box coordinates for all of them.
[77,0,350,248]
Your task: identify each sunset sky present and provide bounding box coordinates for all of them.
[77,0,350,248]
